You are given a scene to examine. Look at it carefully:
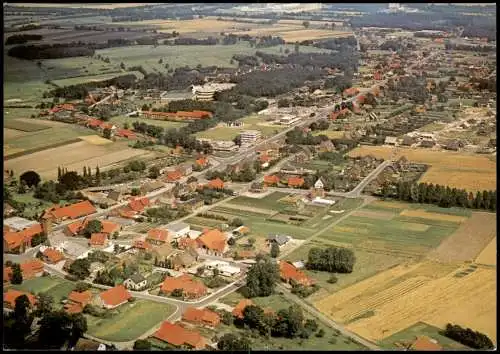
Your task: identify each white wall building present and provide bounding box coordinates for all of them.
[240,130,261,145]
[166,222,190,239]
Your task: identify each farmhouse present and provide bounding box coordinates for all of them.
[64,290,93,314]
[166,222,191,239]
[128,197,150,213]
[264,175,281,186]
[182,307,221,328]
[170,250,198,271]
[3,259,45,283]
[42,201,97,223]
[288,177,305,188]
[408,336,443,351]
[160,274,207,299]
[146,228,170,245]
[153,321,207,350]
[196,229,227,256]
[279,261,315,287]
[115,129,136,140]
[267,234,291,248]
[42,247,65,264]
[4,289,37,310]
[123,273,148,291]
[3,223,44,254]
[89,233,109,248]
[232,299,254,319]
[94,285,132,310]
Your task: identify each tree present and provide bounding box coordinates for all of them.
[231,218,244,227]
[131,188,141,196]
[68,258,91,280]
[243,305,265,329]
[74,282,90,292]
[123,122,129,129]
[302,21,310,29]
[227,237,236,246]
[38,310,80,349]
[220,309,234,325]
[148,166,160,179]
[243,257,279,298]
[35,292,54,317]
[217,333,251,351]
[133,339,151,350]
[103,128,112,139]
[171,288,183,297]
[270,242,280,258]
[14,294,31,320]
[60,171,81,190]
[20,170,41,188]
[11,263,23,284]
[233,135,242,146]
[83,219,102,237]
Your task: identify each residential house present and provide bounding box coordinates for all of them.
[329,108,351,121]
[234,249,256,259]
[401,135,417,146]
[42,248,65,264]
[177,237,197,250]
[444,139,464,151]
[232,226,250,237]
[160,274,208,299]
[64,290,93,314]
[94,285,132,309]
[177,198,204,212]
[207,178,224,190]
[279,261,315,287]
[287,177,305,188]
[318,139,336,153]
[266,234,291,248]
[293,151,311,164]
[146,228,170,245]
[250,181,266,193]
[151,243,176,263]
[4,289,37,310]
[170,250,198,271]
[408,336,443,351]
[18,259,45,280]
[115,129,136,140]
[3,223,44,253]
[153,321,207,350]
[194,157,209,169]
[196,229,227,256]
[128,197,150,213]
[140,181,165,195]
[134,239,153,252]
[259,154,272,168]
[420,139,436,148]
[177,163,193,176]
[89,233,109,248]
[311,177,326,198]
[107,190,123,202]
[182,307,221,328]
[166,170,183,182]
[263,175,280,186]
[42,200,97,223]
[123,273,148,291]
[232,299,254,319]
[166,222,190,239]
[100,220,121,236]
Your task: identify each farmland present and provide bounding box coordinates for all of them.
[4,139,155,180]
[110,115,188,130]
[10,276,76,306]
[51,70,144,87]
[348,146,496,192]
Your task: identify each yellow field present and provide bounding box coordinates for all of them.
[4,128,25,139]
[333,226,369,234]
[279,30,353,42]
[316,261,496,343]
[352,209,395,220]
[476,237,496,266]
[79,135,113,145]
[399,209,468,223]
[3,145,24,155]
[348,146,496,192]
[370,200,412,209]
[313,130,346,139]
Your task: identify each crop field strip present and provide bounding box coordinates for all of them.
[4,119,51,132]
[4,138,84,160]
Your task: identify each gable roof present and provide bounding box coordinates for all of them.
[100,220,120,234]
[68,290,93,306]
[128,197,150,212]
[171,251,196,267]
[20,259,45,278]
[182,307,220,325]
[134,239,153,251]
[197,229,226,252]
[178,237,197,250]
[410,336,443,351]
[152,243,175,258]
[147,228,170,243]
[166,170,183,181]
[232,299,254,319]
[161,274,207,296]
[4,289,37,308]
[45,200,96,220]
[154,321,206,349]
[288,177,305,187]
[43,248,65,263]
[90,233,108,246]
[264,175,280,184]
[279,261,314,286]
[207,178,224,189]
[267,234,290,246]
[99,285,131,307]
[195,157,208,166]
[3,223,43,249]
[128,273,146,284]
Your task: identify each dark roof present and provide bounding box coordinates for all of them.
[266,234,291,246]
[128,273,146,284]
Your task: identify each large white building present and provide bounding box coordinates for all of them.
[240,130,261,145]
[192,83,236,101]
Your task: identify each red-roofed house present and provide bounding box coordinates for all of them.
[4,289,37,309]
[42,248,65,264]
[196,229,227,256]
[115,129,136,140]
[166,170,183,182]
[279,261,315,287]
[4,223,44,253]
[100,220,121,236]
[128,197,150,213]
[160,274,207,299]
[232,299,254,319]
[343,87,360,97]
[182,307,221,328]
[195,157,209,169]
[134,239,153,251]
[207,178,224,190]
[94,285,131,309]
[64,290,93,314]
[177,237,197,250]
[89,233,109,248]
[146,229,170,245]
[287,177,305,188]
[21,259,45,280]
[43,200,96,223]
[153,321,207,349]
[263,175,280,186]
[329,108,351,121]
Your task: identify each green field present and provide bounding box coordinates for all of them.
[9,191,54,219]
[11,276,76,306]
[110,114,188,130]
[41,56,121,81]
[95,43,332,73]
[85,300,176,342]
[229,192,290,211]
[51,70,144,87]
[378,322,467,350]
[364,201,473,217]
[4,119,50,132]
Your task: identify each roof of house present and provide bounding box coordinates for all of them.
[154,321,206,348]
[68,290,93,306]
[64,302,84,314]
[197,229,226,252]
[259,154,272,163]
[232,299,254,319]
[410,336,443,351]
[267,234,290,246]
[183,307,220,325]
[127,273,146,284]
[152,243,175,258]
[4,289,37,308]
[133,239,153,251]
[100,220,120,234]
[207,178,224,189]
[115,129,136,139]
[178,237,197,250]
[66,219,86,235]
[43,248,65,263]
[279,261,314,285]
[288,177,305,187]
[166,170,183,181]
[90,233,108,246]
[167,222,190,233]
[128,197,150,212]
[147,228,170,243]
[161,274,207,295]
[195,157,208,166]
[236,250,256,259]
[99,285,131,307]
[264,175,280,184]
[45,200,96,220]
[20,259,45,278]
[3,223,43,249]
[171,251,196,267]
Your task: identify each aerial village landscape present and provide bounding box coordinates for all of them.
[2,2,497,351]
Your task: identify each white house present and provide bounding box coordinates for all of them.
[205,260,241,277]
[314,178,325,190]
[312,197,336,206]
[166,222,191,239]
[123,273,148,291]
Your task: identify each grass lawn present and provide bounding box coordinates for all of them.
[417,122,447,133]
[110,114,188,130]
[312,130,346,139]
[364,200,473,217]
[378,322,468,350]
[51,70,144,87]
[11,276,76,306]
[40,56,121,81]
[85,300,176,342]
[228,192,290,211]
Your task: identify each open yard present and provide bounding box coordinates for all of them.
[85,299,175,342]
[4,139,154,180]
[10,276,76,305]
[348,146,496,192]
[110,115,188,130]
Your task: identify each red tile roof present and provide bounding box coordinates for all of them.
[329,108,351,120]
[279,261,314,287]
[101,220,120,235]
[161,275,207,298]
[45,200,96,220]
[90,233,108,246]
[66,219,85,235]
[178,237,197,250]
[43,248,65,264]
[64,302,84,314]
[166,170,183,182]
[232,299,254,319]
[197,229,226,253]
[263,175,280,185]
[153,321,207,349]
[3,223,43,250]
[21,259,45,279]
[410,336,443,351]
[259,154,272,163]
[287,177,305,187]
[207,178,224,190]
[182,307,221,327]
[115,129,136,139]
[119,209,137,219]
[147,229,170,243]
[195,157,208,166]
[68,290,93,306]
[4,289,37,308]
[134,240,153,250]
[128,197,149,213]
[343,87,359,96]
[99,285,131,307]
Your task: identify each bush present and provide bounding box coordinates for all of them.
[316,329,325,337]
[327,275,338,284]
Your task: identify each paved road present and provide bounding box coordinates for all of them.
[346,160,392,198]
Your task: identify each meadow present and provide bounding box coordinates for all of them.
[110,114,188,130]
[51,70,144,87]
[10,276,76,306]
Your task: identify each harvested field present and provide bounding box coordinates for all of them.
[475,236,496,266]
[4,128,26,139]
[369,200,416,210]
[399,209,467,223]
[222,203,275,215]
[427,212,496,263]
[79,135,113,145]
[4,119,50,132]
[348,146,496,192]
[4,140,151,180]
[312,130,346,139]
[279,29,353,42]
[351,209,395,220]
